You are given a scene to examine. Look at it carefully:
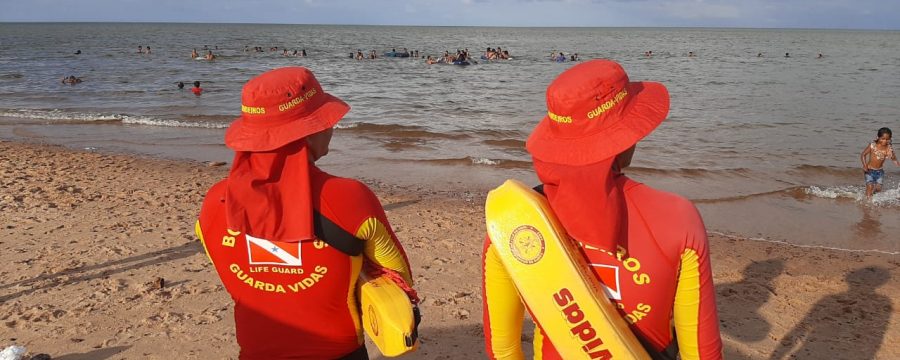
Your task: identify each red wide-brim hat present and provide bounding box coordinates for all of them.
[225,67,350,152]
[526,60,669,166]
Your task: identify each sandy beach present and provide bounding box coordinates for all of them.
[1,140,898,360]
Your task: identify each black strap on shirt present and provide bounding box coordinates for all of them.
[312,210,364,256]
[313,211,422,348]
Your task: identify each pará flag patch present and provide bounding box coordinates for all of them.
[246,235,303,266]
[590,263,622,300]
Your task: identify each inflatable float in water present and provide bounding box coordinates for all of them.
[383,51,411,58]
[485,179,650,360]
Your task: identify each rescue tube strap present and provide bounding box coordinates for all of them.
[533,182,676,360]
[313,210,364,256]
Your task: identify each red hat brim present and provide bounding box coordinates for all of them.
[526,81,669,166]
[225,93,350,152]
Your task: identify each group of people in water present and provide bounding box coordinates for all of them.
[58,44,835,92]
[551,51,579,62]
[483,47,511,60]
[60,75,82,85]
[176,81,204,96]
[353,48,420,60]
[351,46,518,65]
[190,48,217,60]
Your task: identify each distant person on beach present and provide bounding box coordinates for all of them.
[861,127,899,200]
[146,46,151,54]
[205,50,215,60]
[177,82,184,90]
[137,45,143,54]
[482,60,723,359]
[817,53,824,58]
[191,48,199,59]
[61,75,82,85]
[191,81,203,96]
[758,52,763,57]
[785,52,790,58]
[689,51,695,57]
[196,66,417,359]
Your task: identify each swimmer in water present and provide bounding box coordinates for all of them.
[61,75,82,84]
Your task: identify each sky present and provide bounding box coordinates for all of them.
[1,0,899,30]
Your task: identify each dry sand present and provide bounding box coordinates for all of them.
[1,141,898,360]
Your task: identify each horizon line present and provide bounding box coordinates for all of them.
[1,20,897,32]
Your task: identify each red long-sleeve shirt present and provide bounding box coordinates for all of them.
[482,177,723,360]
[196,166,412,360]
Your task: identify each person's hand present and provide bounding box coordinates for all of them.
[863,165,869,173]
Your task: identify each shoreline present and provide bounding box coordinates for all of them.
[2,122,898,254]
[1,140,898,359]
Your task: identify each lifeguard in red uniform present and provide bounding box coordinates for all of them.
[196,67,415,360]
[481,60,723,360]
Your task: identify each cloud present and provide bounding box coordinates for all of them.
[0,0,897,29]
[657,1,741,19]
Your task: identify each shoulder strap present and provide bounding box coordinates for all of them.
[531,182,668,359]
[312,211,364,256]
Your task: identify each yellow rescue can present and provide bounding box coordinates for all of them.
[359,273,419,357]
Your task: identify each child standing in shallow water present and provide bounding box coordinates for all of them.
[860,127,899,200]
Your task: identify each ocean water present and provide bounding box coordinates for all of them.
[1,23,899,252]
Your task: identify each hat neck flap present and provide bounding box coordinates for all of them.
[533,157,625,252]
[225,140,314,243]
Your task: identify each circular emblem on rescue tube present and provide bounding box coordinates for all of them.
[368,304,379,336]
[509,225,545,265]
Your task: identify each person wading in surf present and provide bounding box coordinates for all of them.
[482,60,723,360]
[861,127,899,200]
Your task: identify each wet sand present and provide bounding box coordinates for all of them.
[1,141,898,359]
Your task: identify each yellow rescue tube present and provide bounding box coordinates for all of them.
[485,179,650,360]
[358,273,419,357]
